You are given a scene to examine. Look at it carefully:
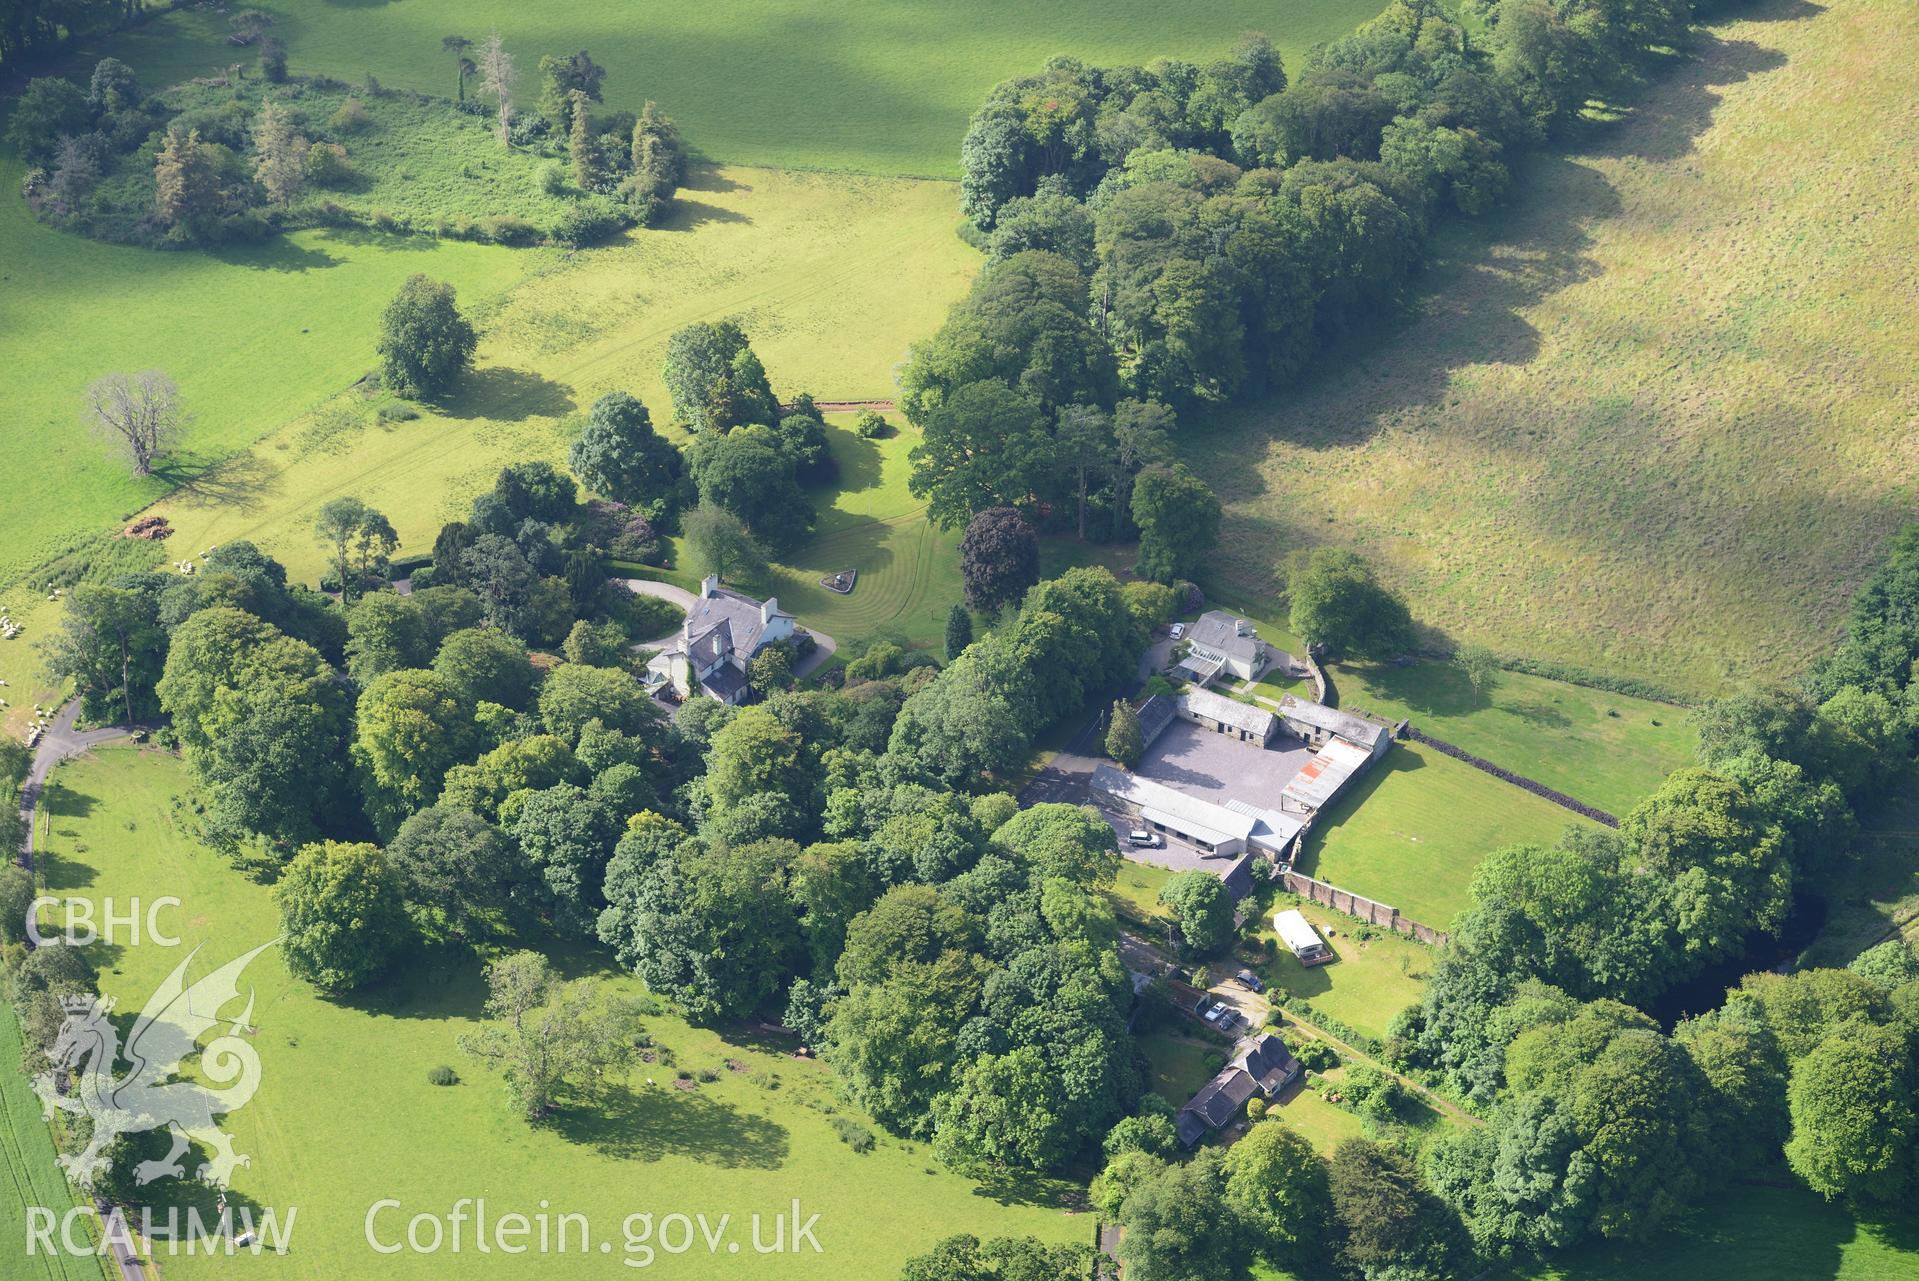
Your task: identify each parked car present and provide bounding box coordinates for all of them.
[1127,829,1164,848]
[1201,1001,1226,1025]
[1233,969,1265,993]
[1169,622,1186,640]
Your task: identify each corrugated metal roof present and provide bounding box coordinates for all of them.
[1281,738,1375,810]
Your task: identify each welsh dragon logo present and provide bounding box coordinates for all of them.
[32,940,276,1189]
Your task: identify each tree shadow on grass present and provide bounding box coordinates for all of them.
[679,166,745,195]
[549,1082,790,1169]
[325,946,490,1021]
[437,366,576,421]
[1576,28,1792,164]
[1341,660,1490,720]
[1507,699,1573,731]
[966,1165,1086,1211]
[817,424,885,501]
[315,224,430,254]
[152,451,281,514]
[212,237,339,273]
[657,199,751,232]
[1190,11,1809,596]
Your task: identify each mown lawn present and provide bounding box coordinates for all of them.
[91,0,1393,176]
[1191,0,1919,698]
[756,413,964,653]
[1267,1086,1369,1159]
[26,746,1086,1279]
[1246,900,1431,1045]
[1106,860,1176,931]
[0,1007,110,1281]
[1297,741,1597,931]
[1136,1030,1223,1107]
[1332,660,1695,818]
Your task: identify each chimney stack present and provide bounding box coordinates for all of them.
[701,574,719,598]
[761,596,778,624]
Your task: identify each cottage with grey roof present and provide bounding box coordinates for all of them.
[1175,1032,1305,1146]
[1177,686,1278,744]
[1173,610,1293,686]
[1277,694,1392,754]
[646,576,797,705]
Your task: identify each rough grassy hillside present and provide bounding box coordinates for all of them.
[94,0,1393,175]
[1193,0,1919,697]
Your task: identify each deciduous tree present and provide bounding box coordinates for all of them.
[958,506,1039,613]
[85,370,186,476]
[1157,870,1234,955]
[275,840,412,990]
[376,274,477,399]
[1131,461,1219,584]
[1285,546,1415,660]
[567,391,683,516]
[250,98,307,206]
[458,950,642,1119]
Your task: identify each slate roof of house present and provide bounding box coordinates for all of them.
[1233,1033,1302,1096]
[1185,1066,1259,1130]
[1281,738,1376,811]
[688,618,733,666]
[699,664,749,703]
[1179,687,1277,739]
[668,584,794,663]
[1277,694,1390,750]
[1187,611,1263,664]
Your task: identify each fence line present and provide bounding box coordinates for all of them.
[1401,727,1620,828]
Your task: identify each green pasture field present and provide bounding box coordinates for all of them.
[120,167,979,591]
[1331,660,1695,818]
[1297,741,1597,931]
[0,161,976,724]
[0,1008,110,1281]
[0,148,527,594]
[1509,1185,1919,1281]
[92,0,1394,176]
[1247,900,1430,1046]
[1190,0,1919,698]
[30,746,1086,1279]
